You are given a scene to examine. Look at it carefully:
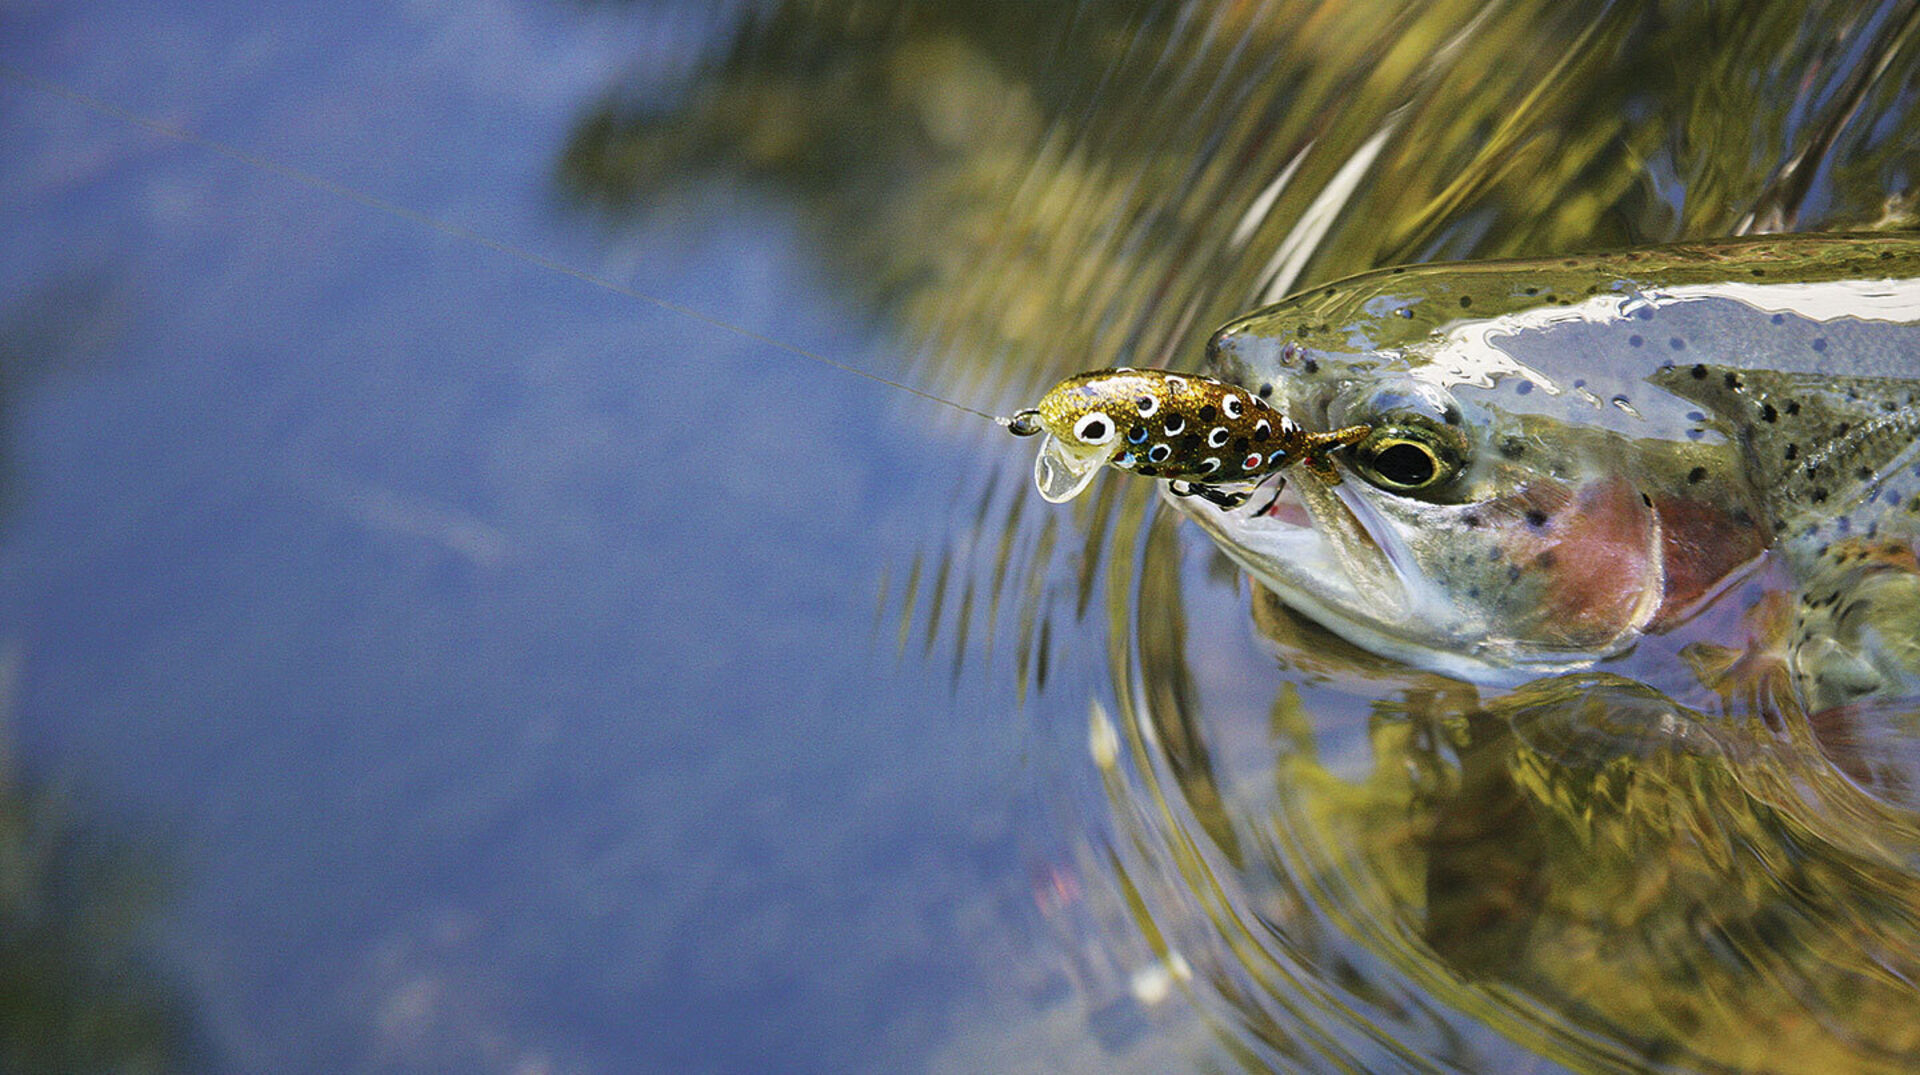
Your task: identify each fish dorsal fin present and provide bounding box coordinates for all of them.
[1034,434,1119,502]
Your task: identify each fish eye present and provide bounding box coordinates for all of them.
[1074,411,1117,445]
[1355,429,1454,492]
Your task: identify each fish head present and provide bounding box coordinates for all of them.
[1176,258,1772,682]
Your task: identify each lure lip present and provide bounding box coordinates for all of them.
[1034,433,1121,502]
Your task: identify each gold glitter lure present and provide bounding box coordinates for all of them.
[1003,369,1369,505]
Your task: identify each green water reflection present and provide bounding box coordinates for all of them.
[572,0,1920,1069]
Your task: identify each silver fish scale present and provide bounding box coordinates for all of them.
[1653,367,1920,557]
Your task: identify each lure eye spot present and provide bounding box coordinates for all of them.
[1136,395,1160,417]
[1163,416,1186,435]
[1207,427,1230,448]
[1148,443,1172,463]
[1128,426,1149,444]
[1221,395,1243,419]
[1074,412,1117,445]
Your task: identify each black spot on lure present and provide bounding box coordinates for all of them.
[1006,369,1369,504]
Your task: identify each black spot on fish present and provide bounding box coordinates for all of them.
[1463,514,1481,528]
[1302,358,1319,374]
[1812,338,1828,352]
[1836,422,1852,437]
[1641,491,1653,507]
[1723,372,1742,389]
[1516,381,1533,395]
[1629,334,1644,347]
[1785,443,1799,461]
[1524,286,1540,296]
[1672,338,1688,351]
[1258,383,1273,397]
[1771,313,1785,324]
[1760,403,1777,423]
[1525,509,1550,528]
[1690,364,1708,379]
[1500,438,1526,459]
[1687,466,1707,484]
[1785,401,1800,416]
[1811,488,1829,504]
[1443,405,1462,425]
[1687,411,1706,422]
[1857,466,1875,481]
[1459,296,1473,309]
[1136,465,1157,476]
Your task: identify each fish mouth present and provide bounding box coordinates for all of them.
[1166,469,1548,682]
[1170,468,1413,625]
[1168,469,1654,683]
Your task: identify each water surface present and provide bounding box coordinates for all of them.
[7,1,1920,1071]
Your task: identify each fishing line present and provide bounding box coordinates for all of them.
[0,63,1022,429]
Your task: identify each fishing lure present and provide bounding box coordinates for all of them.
[1005,369,1369,505]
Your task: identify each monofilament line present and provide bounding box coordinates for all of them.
[0,63,1007,426]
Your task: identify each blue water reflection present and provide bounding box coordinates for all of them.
[3,2,1121,1071]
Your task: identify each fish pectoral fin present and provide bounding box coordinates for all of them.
[1034,434,1119,503]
